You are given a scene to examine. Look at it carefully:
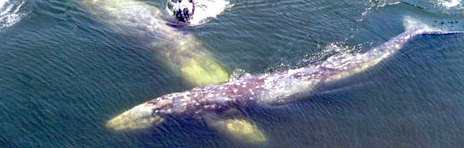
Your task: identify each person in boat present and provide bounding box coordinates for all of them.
[172,0,195,23]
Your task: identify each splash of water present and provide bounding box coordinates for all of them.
[229,68,252,81]
[166,0,233,26]
[439,0,461,8]
[0,0,27,31]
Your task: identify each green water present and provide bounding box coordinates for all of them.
[1,0,464,147]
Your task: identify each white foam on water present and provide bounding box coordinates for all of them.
[0,0,27,31]
[360,1,400,22]
[166,0,233,26]
[438,0,461,8]
[191,0,232,25]
[0,0,7,9]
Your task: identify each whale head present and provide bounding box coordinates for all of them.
[106,102,164,131]
[169,0,194,23]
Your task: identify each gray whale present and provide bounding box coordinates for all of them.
[106,16,463,141]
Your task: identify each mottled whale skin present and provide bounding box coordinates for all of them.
[107,17,463,135]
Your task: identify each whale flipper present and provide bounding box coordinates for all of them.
[202,109,267,143]
[151,41,230,86]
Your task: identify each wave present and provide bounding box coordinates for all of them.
[366,0,464,16]
[0,0,28,31]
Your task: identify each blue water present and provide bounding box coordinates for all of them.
[1,0,464,147]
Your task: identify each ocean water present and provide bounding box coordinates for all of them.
[1,0,464,147]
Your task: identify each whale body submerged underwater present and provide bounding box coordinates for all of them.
[81,0,230,86]
[80,0,269,143]
[106,16,464,141]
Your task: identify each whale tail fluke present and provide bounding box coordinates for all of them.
[404,16,464,35]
